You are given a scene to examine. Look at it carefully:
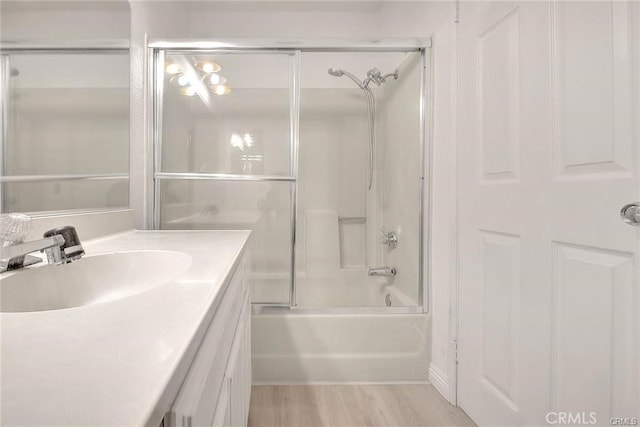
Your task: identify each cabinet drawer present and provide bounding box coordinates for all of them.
[169,254,247,427]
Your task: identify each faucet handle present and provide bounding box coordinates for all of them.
[43,226,84,263]
[379,226,399,249]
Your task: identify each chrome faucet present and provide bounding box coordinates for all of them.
[0,235,65,272]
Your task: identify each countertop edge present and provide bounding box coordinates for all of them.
[143,232,251,427]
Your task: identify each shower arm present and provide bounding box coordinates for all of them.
[341,70,367,89]
[326,66,397,191]
[382,71,399,82]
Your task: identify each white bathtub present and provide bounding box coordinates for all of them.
[252,272,428,384]
[252,311,429,384]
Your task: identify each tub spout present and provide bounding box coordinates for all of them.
[368,266,397,277]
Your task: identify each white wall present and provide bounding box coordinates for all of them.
[0,1,129,41]
[428,11,458,403]
[297,91,369,276]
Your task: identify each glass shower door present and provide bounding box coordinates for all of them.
[154,50,296,305]
[153,46,425,309]
[295,50,424,308]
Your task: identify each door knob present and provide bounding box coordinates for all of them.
[620,202,640,226]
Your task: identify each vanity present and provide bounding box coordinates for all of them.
[0,230,251,427]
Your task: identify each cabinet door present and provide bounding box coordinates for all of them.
[169,254,248,427]
[243,296,251,426]
[211,377,231,427]
[209,295,251,427]
[228,297,248,426]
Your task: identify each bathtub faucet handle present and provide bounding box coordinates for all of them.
[380,227,398,249]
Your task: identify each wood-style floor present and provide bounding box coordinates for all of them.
[248,385,476,427]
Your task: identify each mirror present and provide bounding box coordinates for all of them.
[0,1,130,215]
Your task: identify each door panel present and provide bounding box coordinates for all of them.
[552,2,634,177]
[477,7,520,183]
[458,1,639,426]
[478,231,520,412]
[551,243,635,418]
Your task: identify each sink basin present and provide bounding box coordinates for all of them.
[0,251,192,313]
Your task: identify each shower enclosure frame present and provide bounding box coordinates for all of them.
[147,39,431,314]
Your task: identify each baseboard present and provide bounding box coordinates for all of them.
[428,363,449,400]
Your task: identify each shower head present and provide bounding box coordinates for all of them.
[327,67,365,89]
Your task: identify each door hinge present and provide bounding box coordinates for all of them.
[453,339,459,364]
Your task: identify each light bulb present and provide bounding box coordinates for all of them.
[230,133,244,150]
[209,73,227,85]
[243,133,254,147]
[179,86,196,96]
[213,84,231,95]
[165,62,181,74]
[171,74,190,87]
[195,60,221,73]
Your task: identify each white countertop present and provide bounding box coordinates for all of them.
[0,230,251,426]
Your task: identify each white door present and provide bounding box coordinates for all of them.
[457,1,639,426]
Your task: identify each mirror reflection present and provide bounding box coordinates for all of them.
[0,1,130,214]
[1,52,129,213]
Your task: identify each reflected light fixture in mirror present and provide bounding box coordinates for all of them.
[165,62,181,74]
[194,60,221,73]
[230,132,256,151]
[243,133,254,147]
[170,74,190,87]
[165,58,230,96]
[179,86,196,96]
[206,73,226,85]
[212,84,231,95]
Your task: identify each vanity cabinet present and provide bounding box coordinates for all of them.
[212,294,251,427]
[167,254,251,427]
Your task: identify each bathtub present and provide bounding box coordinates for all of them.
[252,272,429,384]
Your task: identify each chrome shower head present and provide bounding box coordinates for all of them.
[328,67,365,89]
